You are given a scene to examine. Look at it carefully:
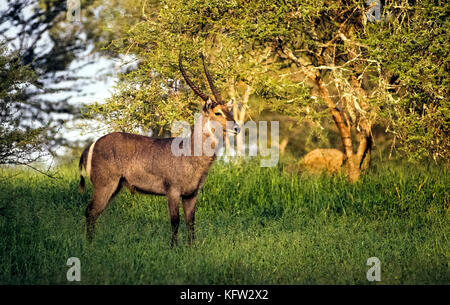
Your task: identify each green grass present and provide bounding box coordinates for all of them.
[0,159,448,284]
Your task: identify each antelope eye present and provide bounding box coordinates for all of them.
[214,112,222,116]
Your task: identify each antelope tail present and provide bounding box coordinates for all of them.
[79,146,90,193]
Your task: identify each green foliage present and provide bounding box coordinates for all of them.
[0,160,448,284]
[0,47,49,165]
[363,0,450,161]
[0,0,108,153]
[87,0,449,163]
[85,0,316,133]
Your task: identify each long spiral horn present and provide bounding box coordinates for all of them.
[179,51,209,102]
[200,53,223,104]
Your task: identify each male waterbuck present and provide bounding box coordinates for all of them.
[78,53,240,246]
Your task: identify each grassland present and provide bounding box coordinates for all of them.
[0,159,448,284]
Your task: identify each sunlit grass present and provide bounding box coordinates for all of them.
[0,159,448,284]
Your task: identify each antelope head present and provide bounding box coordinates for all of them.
[179,52,240,137]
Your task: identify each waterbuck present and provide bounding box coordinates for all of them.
[78,53,240,246]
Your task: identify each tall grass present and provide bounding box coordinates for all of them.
[0,159,448,284]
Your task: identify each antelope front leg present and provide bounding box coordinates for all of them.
[167,189,181,248]
[182,194,197,246]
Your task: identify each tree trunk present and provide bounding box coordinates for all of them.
[356,131,372,171]
[316,78,360,182]
[280,46,363,182]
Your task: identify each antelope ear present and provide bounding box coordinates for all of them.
[226,100,233,111]
[203,98,214,111]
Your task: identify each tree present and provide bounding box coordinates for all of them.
[0,46,49,165]
[222,0,378,182]
[0,0,109,161]
[364,0,449,162]
[87,0,449,182]
[86,0,375,182]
